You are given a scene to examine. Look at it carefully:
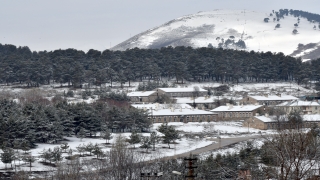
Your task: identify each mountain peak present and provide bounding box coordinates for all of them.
[111,9,320,59]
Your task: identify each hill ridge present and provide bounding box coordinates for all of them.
[111,9,320,59]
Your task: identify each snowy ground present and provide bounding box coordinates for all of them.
[0,81,313,175]
[0,121,275,173]
[0,81,314,105]
[199,138,265,160]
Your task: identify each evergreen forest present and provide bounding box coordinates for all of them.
[0,98,150,149]
[0,44,319,88]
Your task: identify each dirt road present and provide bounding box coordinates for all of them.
[170,135,261,159]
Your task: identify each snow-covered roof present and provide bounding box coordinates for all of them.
[302,115,320,122]
[127,91,156,97]
[254,114,320,123]
[176,97,215,104]
[277,100,320,107]
[211,105,263,112]
[131,103,216,116]
[249,95,298,101]
[132,103,190,109]
[157,88,207,93]
[254,115,275,123]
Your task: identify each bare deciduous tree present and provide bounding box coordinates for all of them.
[262,128,320,180]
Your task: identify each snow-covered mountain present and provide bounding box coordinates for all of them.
[111,9,320,59]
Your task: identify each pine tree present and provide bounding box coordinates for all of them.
[85,142,94,156]
[102,128,113,144]
[157,123,179,149]
[92,143,103,159]
[1,148,14,169]
[128,131,141,148]
[140,136,151,153]
[86,112,101,137]
[76,144,85,156]
[20,140,30,154]
[40,148,53,164]
[60,143,69,153]
[150,131,159,151]
[22,155,36,172]
[51,147,62,163]
[77,127,86,141]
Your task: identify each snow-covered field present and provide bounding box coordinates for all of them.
[0,81,314,105]
[0,121,274,173]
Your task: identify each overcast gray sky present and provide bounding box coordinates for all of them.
[0,0,319,52]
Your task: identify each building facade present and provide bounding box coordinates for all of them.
[132,103,217,123]
[243,114,320,130]
[127,91,158,103]
[276,100,320,114]
[210,104,264,121]
[240,94,298,106]
[155,87,208,98]
[175,96,216,109]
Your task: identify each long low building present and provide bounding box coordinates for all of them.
[240,94,298,106]
[175,96,216,109]
[155,87,208,97]
[132,103,217,123]
[210,104,264,121]
[276,100,320,114]
[243,114,320,130]
[127,91,157,103]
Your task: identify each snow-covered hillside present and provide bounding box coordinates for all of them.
[111,9,320,59]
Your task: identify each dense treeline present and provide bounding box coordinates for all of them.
[0,98,150,149]
[270,9,320,24]
[289,9,320,23]
[1,44,319,87]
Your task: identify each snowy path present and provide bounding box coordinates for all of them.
[164,135,260,159]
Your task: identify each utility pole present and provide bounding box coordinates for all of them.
[216,136,222,148]
[184,156,198,180]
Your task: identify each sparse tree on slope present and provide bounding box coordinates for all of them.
[150,131,159,151]
[128,131,141,148]
[157,123,179,149]
[140,136,151,153]
[293,29,298,34]
[102,127,113,144]
[1,148,14,169]
[77,127,86,141]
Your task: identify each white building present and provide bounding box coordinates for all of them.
[132,103,217,123]
[127,91,157,103]
[276,100,320,114]
[244,114,320,130]
[155,87,207,97]
[211,104,264,121]
[175,96,216,109]
[240,94,298,106]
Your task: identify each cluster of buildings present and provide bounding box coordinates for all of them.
[128,86,320,130]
